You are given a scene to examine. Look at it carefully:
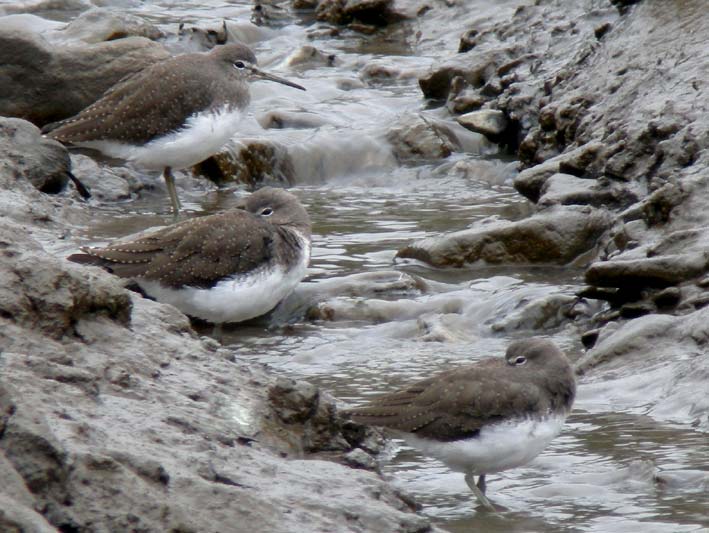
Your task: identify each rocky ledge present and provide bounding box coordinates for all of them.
[395,0,709,429]
[2,0,709,531]
[0,172,433,532]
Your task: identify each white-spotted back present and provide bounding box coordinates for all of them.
[76,106,243,171]
[138,231,310,324]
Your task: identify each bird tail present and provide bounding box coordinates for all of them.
[67,171,91,199]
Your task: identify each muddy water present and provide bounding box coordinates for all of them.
[54,1,709,531]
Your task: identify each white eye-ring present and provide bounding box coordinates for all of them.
[234,61,246,69]
[260,207,273,216]
[512,356,526,366]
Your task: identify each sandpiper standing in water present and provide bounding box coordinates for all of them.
[68,187,311,335]
[346,338,576,511]
[44,43,305,215]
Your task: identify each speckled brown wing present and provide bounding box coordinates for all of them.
[73,210,274,289]
[45,55,221,144]
[347,359,546,442]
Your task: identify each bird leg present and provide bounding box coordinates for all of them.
[477,474,486,494]
[212,323,223,343]
[464,472,495,511]
[163,166,182,216]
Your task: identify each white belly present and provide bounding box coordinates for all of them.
[405,415,567,475]
[137,244,310,324]
[77,107,243,171]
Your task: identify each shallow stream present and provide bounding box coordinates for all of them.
[44,1,709,530]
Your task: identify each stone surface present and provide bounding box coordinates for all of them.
[258,110,330,130]
[56,7,164,43]
[0,218,436,532]
[576,309,709,431]
[397,205,612,268]
[418,47,515,101]
[585,253,709,289]
[0,24,169,125]
[312,0,406,26]
[0,117,71,194]
[538,172,638,208]
[386,115,462,162]
[2,0,709,527]
[194,140,296,187]
[285,44,336,68]
[456,109,508,140]
[68,154,135,202]
[513,142,607,203]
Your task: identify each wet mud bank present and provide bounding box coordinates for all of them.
[420,0,709,432]
[1,0,708,531]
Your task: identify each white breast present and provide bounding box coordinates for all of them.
[137,233,310,324]
[76,106,243,171]
[405,414,568,475]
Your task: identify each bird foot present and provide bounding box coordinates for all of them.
[464,473,496,512]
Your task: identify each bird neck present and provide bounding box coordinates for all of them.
[542,364,576,413]
[274,225,310,268]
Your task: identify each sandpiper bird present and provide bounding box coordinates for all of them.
[44,43,305,215]
[68,187,311,332]
[346,338,576,511]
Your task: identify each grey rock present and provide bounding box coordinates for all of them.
[195,140,296,187]
[538,172,638,208]
[396,205,613,268]
[386,115,461,162]
[313,0,406,26]
[343,448,378,470]
[0,117,71,194]
[258,110,330,130]
[56,7,164,43]
[307,295,464,325]
[0,0,90,16]
[360,62,418,83]
[446,86,487,115]
[490,293,582,332]
[343,0,405,25]
[576,310,709,431]
[0,12,63,33]
[69,154,140,202]
[272,271,429,324]
[618,301,655,319]
[0,26,169,125]
[0,220,436,532]
[585,253,709,289]
[285,44,336,68]
[419,48,514,101]
[456,109,508,140]
[176,20,275,51]
[0,492,57,533]
[620,182,688,226]
[0,219,132,340]
[651,286,682,309]
[514,142,606,203]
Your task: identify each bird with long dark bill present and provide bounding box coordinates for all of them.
[346,338,576,511]
[44,43,305,215]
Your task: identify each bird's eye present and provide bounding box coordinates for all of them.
[234,61,246,69]
[260,207,273,216]
[511,356,526,366]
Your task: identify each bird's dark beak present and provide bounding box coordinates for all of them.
[250,67,306,91]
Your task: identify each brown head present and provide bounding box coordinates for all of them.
[237,187,311,237]
[505,337,576,411]
[209,43,306,92]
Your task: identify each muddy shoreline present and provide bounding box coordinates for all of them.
[1,0,708,531]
